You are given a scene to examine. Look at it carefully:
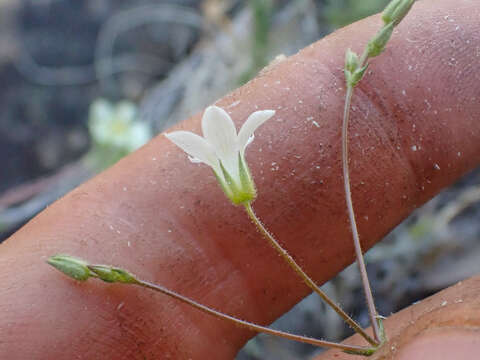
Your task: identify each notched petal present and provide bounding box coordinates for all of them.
[238,110,275,152]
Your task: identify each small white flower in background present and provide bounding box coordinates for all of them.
[165,105,275,205]
[88,99,151,153]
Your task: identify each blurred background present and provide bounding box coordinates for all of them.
[0,0,478,359]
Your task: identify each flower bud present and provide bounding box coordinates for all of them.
[345,49,360,73]
[344,49,368,87]
[349,64,369,87]
[367,23,394,58]
[382,0,415,26]
[88,265,137,284]
[47,255,91,281]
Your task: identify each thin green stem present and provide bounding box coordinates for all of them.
[244,202,378,346]
[359,49,370,68]
[131,275,376,354]
[48,255,376,354]
[342,85,381,343]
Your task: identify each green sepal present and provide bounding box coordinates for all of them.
[382,0,414,26]
[349,64,369,87]
[390,0,414,26]
[88,265,138,284]
[238,153,256,203]
[217,159,255,205]
[367,23,394,58]
[382,0,403,24]
[47,254,91,281]
[213,170,234,201]
[219,161,242,202]
[345,49,360,73]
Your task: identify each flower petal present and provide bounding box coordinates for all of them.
[201,106,238,158]
[165,131,220,173]
[237,110,275,153]
[115,101,137,125]
[126,122,151,152]
[201,106,240,180]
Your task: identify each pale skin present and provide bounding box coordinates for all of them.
[0,0,479,358]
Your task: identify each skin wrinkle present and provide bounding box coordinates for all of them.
[73,287,145,359]
[302,60,419,251]
[207,244,269,324]
[360,17,478,196]
[174,215,263,324]
[351,72,421,214]
[222,213,298,310]
[107,286,206,360]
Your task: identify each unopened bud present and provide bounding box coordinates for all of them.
[88,265,137,284]
[345,49,360,73]
[382,0,415,26]
[367,23,394,58]
[349,64,369,87]
[47,255,91,281]
[344,48,369,87]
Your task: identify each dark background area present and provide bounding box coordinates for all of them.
[0,0,388,196]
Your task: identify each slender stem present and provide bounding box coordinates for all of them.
[342,85,381,343]
[244,202,378,346]
[130,276,375,354]
[359,49,370,68]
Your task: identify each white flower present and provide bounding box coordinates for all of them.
[165,105,275,205]
[88,99,151,153]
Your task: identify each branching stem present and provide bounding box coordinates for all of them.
[244,202,378,346]
[133,274,376,354]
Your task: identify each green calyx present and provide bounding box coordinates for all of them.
[345,64,369,88]
[344,49,369,87]
[382,0,415,26]
[345,49,360,74]
[216,155,256,206]
[47,254,91,281]
[48,254,138,285]
[367,22,394,58]
[88,265,138,284]
[237,153,257,202]
[344,0,415,88]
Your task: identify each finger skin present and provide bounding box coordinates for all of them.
[314,275,480,359]
[0,0,479,358]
